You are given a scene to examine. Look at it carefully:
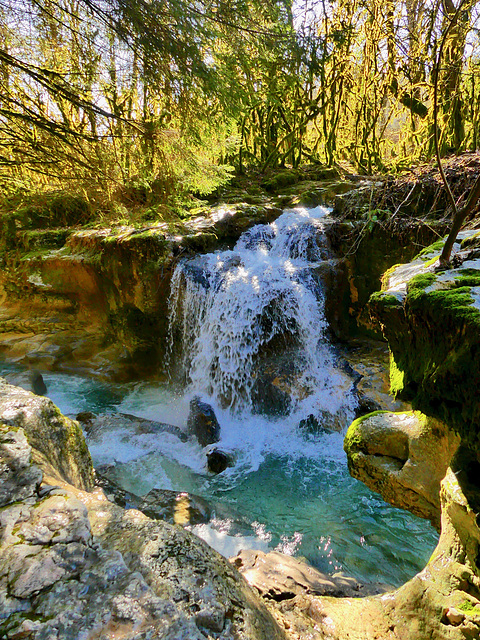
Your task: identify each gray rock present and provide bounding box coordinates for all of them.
[17,493,91,545]
[0,425,42,507]
[0,378,94,491]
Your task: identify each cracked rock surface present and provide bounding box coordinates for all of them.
[0,380,286,640]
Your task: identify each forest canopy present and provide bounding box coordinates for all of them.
[0,0,480,209]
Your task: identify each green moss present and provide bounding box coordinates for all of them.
[389,352,405,398]
[415,239,445,259]
[422,256,440,268]
[408,286,480,327]
[376,271,480,452]
[369,291,402,307]
[459,600,476,613]
[262,170,299,192]
[344,410,392,453]
[454,268,480,288]
[460,230,480,250]
[407,272,436,291]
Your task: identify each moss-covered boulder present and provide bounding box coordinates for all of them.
[369,230,480,458]
[0,378,94,491]
[344,410,460,529]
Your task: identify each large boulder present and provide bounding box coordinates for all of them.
[344,410,460,529]
[0,378,94,491]
[0,379,286,640]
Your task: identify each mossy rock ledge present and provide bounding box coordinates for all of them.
[317,230,480,640]
[0,203,281,380]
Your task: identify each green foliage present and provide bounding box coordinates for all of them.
[1,0,480,225]
[3,191,93,228]
[407,272,437,291]
[369,291,402,307]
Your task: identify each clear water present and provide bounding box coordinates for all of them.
[0,205,439,587]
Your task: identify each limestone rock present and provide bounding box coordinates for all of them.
[230,549,385,601]
[0,425,42,506]
[0,378,94,491]
[83,485,287,640]
[344,410,459,529]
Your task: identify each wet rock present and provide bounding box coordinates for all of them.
[298,414,334,435]
[230,549,387,601]
[250,352,300,416]
[186,396,220,447]
[85,412,188,443]
[340,339,411,414]
[139,488,212,526]
[206,448,234,474]
[29,369,47,395]
[76,411,97,435]
[76,411,97,423]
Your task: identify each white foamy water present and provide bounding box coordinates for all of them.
[168,205,357,423]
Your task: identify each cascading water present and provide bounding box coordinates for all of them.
[168,205,356,426]
[0,204,439,586]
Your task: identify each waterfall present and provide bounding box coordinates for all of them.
[168,205,356,428]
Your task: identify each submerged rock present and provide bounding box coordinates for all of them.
[206,447,234,474]
[186,396,220,447]
[84,411,188,443]
[140,488,212,525]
